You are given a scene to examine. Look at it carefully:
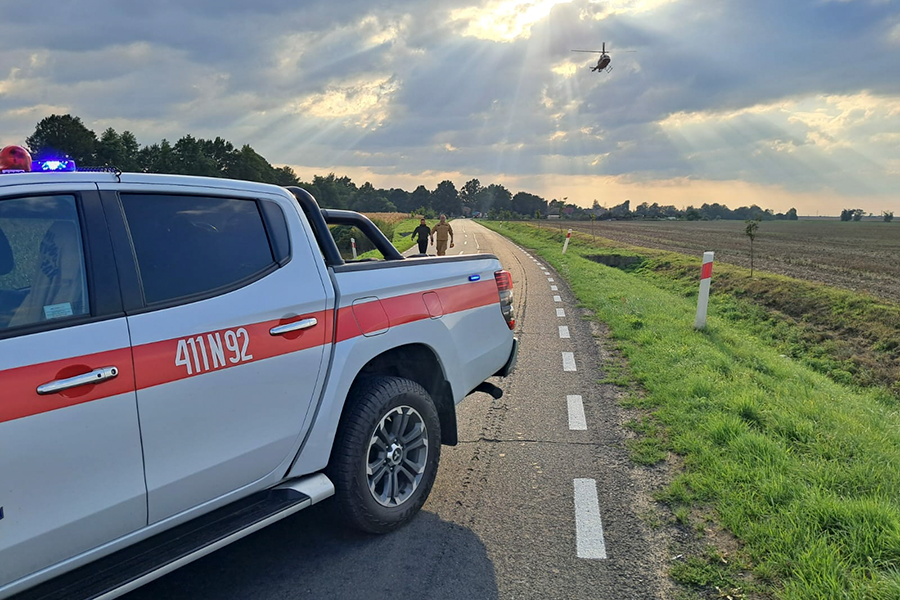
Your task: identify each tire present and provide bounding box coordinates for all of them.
[326,376,442,534]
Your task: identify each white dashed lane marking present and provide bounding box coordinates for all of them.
[511,245,606,559]
[574,479,607,559]
[567,395,587,431]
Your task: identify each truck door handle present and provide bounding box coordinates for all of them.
[270,317,318,336]
[37,366,119,396]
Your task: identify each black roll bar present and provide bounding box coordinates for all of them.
[285,186,344,267]
[320,209,404,261]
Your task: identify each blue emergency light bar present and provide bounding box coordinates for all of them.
[33,159,77,172]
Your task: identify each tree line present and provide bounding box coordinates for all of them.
[24,114,809,221]
[841,208,893,222]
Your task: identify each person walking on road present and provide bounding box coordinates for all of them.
[431,214,454,256]
[412,218,432,255]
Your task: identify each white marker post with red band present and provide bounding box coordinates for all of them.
[562,229,572,254]
[351,237,357,259]
[694,251,714,329]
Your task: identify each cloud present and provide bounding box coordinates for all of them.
[450,0,575,42]
[656,92,900,194]
[551,60,580,77]
[1,0,898,213]
[290,75,400,129]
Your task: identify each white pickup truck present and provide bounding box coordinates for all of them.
[0,165,517,599]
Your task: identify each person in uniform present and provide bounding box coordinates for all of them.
[412,218,431,255]
[431,214,454,256]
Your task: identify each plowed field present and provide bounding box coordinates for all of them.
[554,220,900,301]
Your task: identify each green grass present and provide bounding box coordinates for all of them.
[484,221,900,600]
[351,218,421,260]
[670,547,750,598]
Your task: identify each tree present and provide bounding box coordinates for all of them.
[386,188,414,213]
[841,208,864,222]
[138,139,177,173]
[228,144,278,183]
[883,211,894,223]
[94,127,141,171]
[119,131,141,172]
[272,165,300,187]
[511,191,546,217]
[609,199,631,219]
[27,114,97,163]
[172,135,219,177]
[204,137,238,175]
[410,185,431,213]
[413,205,436,219]
[431,180,460,216]
[311,174,356,209]
[745,218,760,277]
[354,182,397,212]
[477,184,512,214]
[786,207,798,221]
[95,128,124,168]
[459,179,482,213]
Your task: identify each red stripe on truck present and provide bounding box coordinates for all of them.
[0,347,135,424]
[1,280,500,424]
[131,310,332,390]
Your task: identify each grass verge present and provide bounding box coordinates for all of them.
[485,221,900,600]
[530,222,900,399]
[347,217,420,260]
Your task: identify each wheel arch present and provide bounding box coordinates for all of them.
[349,343,457,446]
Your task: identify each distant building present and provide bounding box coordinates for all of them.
[547,214,560,219]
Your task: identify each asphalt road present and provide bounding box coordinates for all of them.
[125,220,665,600]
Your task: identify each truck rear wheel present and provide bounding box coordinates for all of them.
[327,376,442,533]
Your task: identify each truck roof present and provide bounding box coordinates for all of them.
[0,171,288,196]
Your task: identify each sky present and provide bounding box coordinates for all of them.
[1,0,898,215]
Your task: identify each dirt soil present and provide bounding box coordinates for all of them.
[558,220,900,302]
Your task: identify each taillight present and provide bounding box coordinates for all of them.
[494,270,515,330]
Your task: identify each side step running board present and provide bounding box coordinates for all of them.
[13,474,334,600]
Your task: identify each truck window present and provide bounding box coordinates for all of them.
[120,194,275,305]
[0,195,90,330]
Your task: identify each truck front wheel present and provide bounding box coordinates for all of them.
[327,376,442,533]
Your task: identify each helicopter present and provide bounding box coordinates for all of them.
[571,42,635,73]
